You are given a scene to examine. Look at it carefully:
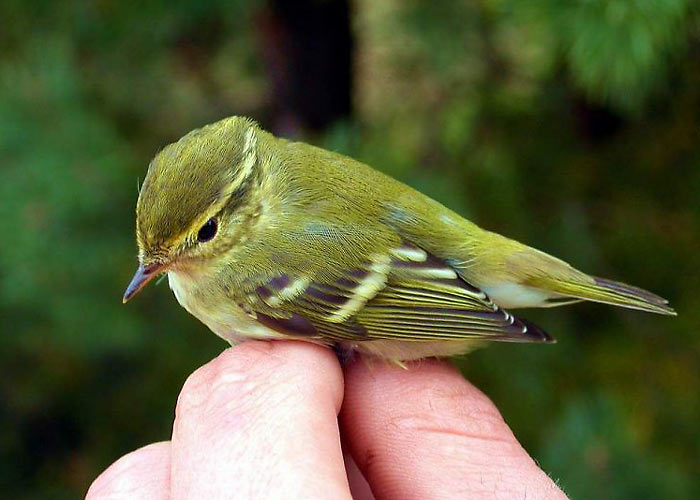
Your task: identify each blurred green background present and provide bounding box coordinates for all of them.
[1,0,698,498]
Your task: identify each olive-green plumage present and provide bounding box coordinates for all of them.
[124,116,674,361]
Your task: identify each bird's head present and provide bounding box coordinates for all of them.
[123,116,263,302]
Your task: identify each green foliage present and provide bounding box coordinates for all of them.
[1,1,698,498]
[541,0,691,111]
[540,394,695,499]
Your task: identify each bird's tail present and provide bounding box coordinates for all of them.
[542,276,675,315]
[467,234,675,316]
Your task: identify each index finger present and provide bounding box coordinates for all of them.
[170,341,351,500]
[340,359,568,500]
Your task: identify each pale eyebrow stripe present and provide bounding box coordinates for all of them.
[154,127,260,247]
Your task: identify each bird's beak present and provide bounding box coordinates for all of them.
[123,263,164,303]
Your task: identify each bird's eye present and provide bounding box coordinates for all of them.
[197,218,218,243]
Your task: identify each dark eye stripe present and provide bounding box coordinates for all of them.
[225,175,254,212]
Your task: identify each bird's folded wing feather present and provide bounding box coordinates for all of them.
[249,241,552,343]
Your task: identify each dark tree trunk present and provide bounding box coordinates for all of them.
[259,0,353,135]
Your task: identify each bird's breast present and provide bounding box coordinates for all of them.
[167,270,286,345]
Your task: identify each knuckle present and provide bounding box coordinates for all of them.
[174,341,337,427]
[175,344,291,422]
[176,351,256,418]
[176,364,214,415]
[391,384,516,451]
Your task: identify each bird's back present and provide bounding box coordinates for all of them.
[272,134,674,315]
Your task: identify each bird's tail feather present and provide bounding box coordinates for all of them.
[545,276,675,315]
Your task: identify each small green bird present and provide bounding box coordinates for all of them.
[124,116,674,362]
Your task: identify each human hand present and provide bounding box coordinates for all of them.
[86,341,568,499]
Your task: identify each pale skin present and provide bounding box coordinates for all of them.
[86,341,568,500]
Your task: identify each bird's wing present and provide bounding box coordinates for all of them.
[248,241,552,344]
